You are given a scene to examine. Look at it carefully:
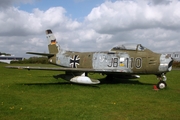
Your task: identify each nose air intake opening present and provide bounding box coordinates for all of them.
[168,59,173,68]
[168,59,173,71]
[159,54,174,72]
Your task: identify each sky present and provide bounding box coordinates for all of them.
[0,0,180,58]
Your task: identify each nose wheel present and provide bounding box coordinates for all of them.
[156,73,167,89]
[157,81,167,89]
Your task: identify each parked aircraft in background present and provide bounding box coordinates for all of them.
[7,29,173,89]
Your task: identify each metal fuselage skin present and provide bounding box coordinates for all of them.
[48,44,163,75]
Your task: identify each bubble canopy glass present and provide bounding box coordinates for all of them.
[110,43,146,51]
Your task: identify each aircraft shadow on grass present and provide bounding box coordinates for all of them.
[17,74,98,88]
[19,74,154,87]
[52,74,151,85]
[18,81,71,86]
[99,77,154,86]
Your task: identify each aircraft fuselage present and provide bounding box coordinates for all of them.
[49,47,168,75]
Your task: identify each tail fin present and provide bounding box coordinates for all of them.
[46,29,60,54]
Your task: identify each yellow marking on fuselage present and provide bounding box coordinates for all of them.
[120,63,124,67]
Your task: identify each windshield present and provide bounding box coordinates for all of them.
[111,43,146,51]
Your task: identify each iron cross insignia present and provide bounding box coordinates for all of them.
[70,55,80,68]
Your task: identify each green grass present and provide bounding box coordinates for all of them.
[0,63,180,120]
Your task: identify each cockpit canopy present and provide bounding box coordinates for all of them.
[110,43,146,51]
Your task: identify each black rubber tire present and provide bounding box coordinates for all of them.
[157,81,167,89]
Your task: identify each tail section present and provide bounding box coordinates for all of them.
[26,29,60,64]
[46,29,60,54]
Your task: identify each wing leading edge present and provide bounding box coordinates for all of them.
[6,66,128,73]
[6,66,140,84]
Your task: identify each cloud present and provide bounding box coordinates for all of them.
[0,0,180,58]
[0,5,81,57]
[150,0,172,5]
[0,6,82,37]
[0,0,34,8]
[86,0,180,33]
[83,0,180,52]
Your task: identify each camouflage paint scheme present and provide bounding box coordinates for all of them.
[7,30,173,89]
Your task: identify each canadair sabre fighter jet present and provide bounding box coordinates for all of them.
[7,29,173,89]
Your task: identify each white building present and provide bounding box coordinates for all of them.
[164,52,180,62]
[0,55,23,64]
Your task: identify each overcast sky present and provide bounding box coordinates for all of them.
[0,0,180,58]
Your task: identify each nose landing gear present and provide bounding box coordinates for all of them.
[156,73,167,89]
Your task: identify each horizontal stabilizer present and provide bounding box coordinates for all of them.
[26,52,55,57]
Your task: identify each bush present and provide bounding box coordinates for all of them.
[11,57,49,64]
[172,61,180,68]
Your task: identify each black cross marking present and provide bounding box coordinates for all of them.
[70,55,80,68]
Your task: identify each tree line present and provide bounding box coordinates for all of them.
[11,57,49,64]
[0,52,11,56]
[172,61,180,68]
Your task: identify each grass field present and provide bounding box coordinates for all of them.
[0,63,180,120]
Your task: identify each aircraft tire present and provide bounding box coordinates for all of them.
[157,81,167,89]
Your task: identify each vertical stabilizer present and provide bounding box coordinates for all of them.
[46,29,60,54]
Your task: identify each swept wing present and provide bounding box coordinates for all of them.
[6,66,128,73]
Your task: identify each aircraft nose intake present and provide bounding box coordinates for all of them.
[168,58,173,71]
[159,54,173,72]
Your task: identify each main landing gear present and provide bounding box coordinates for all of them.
[156,73,167,89]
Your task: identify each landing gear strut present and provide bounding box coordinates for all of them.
[156,73,167,89]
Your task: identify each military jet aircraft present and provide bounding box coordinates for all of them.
[7,29,173,89]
